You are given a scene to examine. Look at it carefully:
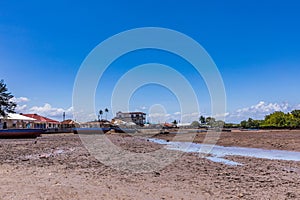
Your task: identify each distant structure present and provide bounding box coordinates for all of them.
[21,113,59,129]
[115,111,146,126]
[0,113,36,129]
[60,119,79,129]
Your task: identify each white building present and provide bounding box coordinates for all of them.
[0,113,36,129]
[115,111,146,126]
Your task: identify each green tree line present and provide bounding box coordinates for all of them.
[240,110,300,129]
[195,111,300,129]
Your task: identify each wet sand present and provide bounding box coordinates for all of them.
[0,131,300,199]
[153,129,300,151]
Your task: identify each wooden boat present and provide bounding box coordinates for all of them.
[0,129,44,138]
[112,127,136,133]
[73,127,137,134]
[73,128,111,134]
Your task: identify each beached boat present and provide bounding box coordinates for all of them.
[73,128,111,134]
[0,129,44,138]
[112,127,136,133]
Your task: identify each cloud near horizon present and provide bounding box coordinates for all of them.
[148,101,300,124]
[11,97,30,103]
[14,97,73,121]
[13,97,300,123]
[226,101,300,123]
[29,103,73,119]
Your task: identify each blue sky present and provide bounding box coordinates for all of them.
[1,0,300,123]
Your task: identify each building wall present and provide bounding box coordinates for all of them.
[0,119,34,129]
[33,122,59,129]
[116,112,146,126]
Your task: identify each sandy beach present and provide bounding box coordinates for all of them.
[1,130,300,199]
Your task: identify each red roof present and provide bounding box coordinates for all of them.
[61,119,78,124]
[164,123,174,127]
[21,114,59,124]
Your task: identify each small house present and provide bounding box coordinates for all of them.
[21,114,59,129]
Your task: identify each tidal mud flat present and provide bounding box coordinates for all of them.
[0,131,300,199]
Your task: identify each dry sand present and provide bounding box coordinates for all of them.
[0,130,300,199]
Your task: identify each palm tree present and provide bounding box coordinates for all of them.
[104,108,109,120]
[199,115,206,124]
[99,110,103,121]
[0,80,16,117]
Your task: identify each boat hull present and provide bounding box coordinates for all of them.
[112,127,136,133]
[73,128,111,134]
[0,129,44,139]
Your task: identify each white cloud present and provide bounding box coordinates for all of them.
[140,106,147,110]
[181,112,200,123]
[148,112,173,123]
[13,96,30,113]
[133,106,148,113]
[12,97,30,103]
[148,113,170,118]
[15,104,28,113]
[226,101,300,123]
[213,112,230,119]
[236,101,290,114]
[181,112,199,118]
[12,96,73,121]
[29,103,73,119]
[147,111,201,124]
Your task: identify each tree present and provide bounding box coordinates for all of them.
[99,110,103,121]
[205,117,215,124]
[0,80,16,117]
[240,118,261,129]
[240,120,247,129]
[172,120,178,125]
[286,113,299,128]
[291,110,300,119]
[263,111,287,128]
[214,120,225,127]
[223,123,239,128]
[239,110,300,129]
[191,121,200,127]
[104,108,109,120]
[199,115,206,124]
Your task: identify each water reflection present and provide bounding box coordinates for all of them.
[149,138,300,166]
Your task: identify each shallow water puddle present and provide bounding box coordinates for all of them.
[205,157,243,166]
[148,138,300,166]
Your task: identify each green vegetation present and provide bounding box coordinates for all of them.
[98,109,103,121]
[240,118,262,129]
[197,115,225,128]
[190,121,200,127]
[104,108,109,120]
[260,111,300,129]
[199,115,205,124]
[223,123,240,129]
[239,110,300,129]
[0,79,16,117]
[199,110,300,129]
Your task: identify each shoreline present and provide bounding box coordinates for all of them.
[1,132,300,199]
[149,129,300,151]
